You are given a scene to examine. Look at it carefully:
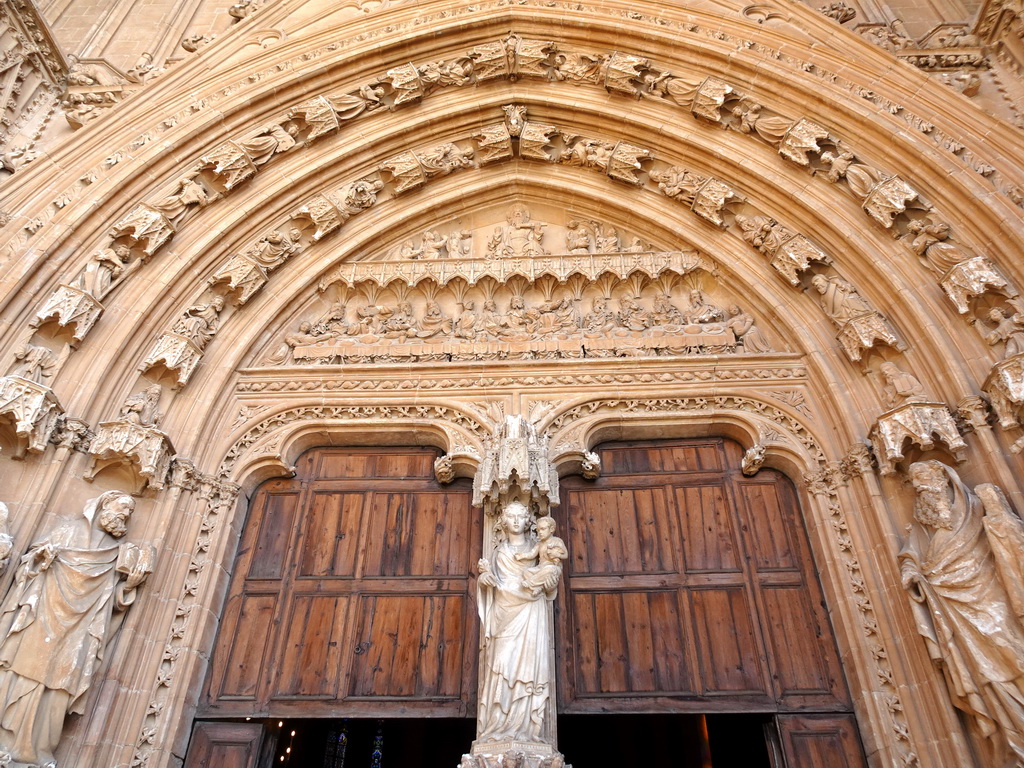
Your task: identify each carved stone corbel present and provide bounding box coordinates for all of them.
[86,421,176,492]
[140,333,203,387]
[31,283,104,343]
[0,375,63,456]
[983,354,1024,432]
[835,312,905,362]
[434,454,455,484]
[940,256,1014,314]
[741,443,767,476]
[691,77,733,123]
[869,401,967,474]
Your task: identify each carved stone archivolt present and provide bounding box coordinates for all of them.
[22,32,1014,399]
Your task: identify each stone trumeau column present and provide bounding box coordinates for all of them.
[460,415,571,768]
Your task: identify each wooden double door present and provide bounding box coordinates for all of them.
[201,447,480,719]
[190,440,865,767]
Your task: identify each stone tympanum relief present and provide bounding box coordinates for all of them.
[260,207,779,366]
[869,363,966,474]
[462,415,570,768]
[900,461,1024,768]
[0,491,154,768]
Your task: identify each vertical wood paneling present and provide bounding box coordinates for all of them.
[564,487,675,575]
[217,594,277,699]
[739,482,797,571]
[298,491,363,578]
[246,491,299,580]
[675,484,740,573]
[761,586,832,696]
[273,595,348,698]
[349,594,466,699]
[690,587,766,695]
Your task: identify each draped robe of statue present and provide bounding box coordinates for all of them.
[900,462,1024,767]
[0,492,142,767]
[476,505,556,747]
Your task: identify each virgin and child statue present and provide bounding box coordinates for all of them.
[474,501,567,751]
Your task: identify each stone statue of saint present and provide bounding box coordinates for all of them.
[900,461,1024,767]
[475,501,562,748]
[0,491,153,767]
[119,384,163,427]
[879,362,926,408]
[810,274,872,325]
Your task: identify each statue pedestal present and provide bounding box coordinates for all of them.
[461,741,569,768]
[471,740,554,757]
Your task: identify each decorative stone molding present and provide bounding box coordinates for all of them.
[130,478,239,768]
[0,375,63,455]
[85,422,175,492]
[218,403,489,477]
[869,402,967,475]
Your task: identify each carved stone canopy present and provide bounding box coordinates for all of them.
[869,401,967,475]
[473,415,559,513]
[86,421,176,493]
[0,375,64,457]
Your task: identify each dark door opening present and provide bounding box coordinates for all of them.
[559,713,773,768]
[269,718,476,768]
[260,714,772,768]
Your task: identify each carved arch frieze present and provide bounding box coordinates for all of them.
[216,401,491,484]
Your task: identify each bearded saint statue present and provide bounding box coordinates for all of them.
[0,491,153,767]
[900,460,1024,768]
